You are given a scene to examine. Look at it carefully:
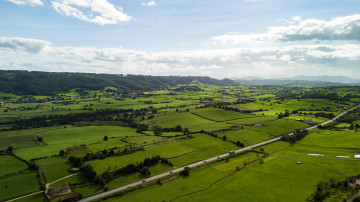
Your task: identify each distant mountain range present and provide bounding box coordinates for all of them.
[235,75,360,87]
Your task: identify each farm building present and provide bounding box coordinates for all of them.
[60,193,80,202]
[336,156,350,159]
[308,154,325,157]
[69,168,80,173]
[355,155,360,159]
[47,185,71,198]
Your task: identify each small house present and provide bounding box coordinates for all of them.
[348,176,357,184]
[306,120,314,125]
[60,193,80,202]
[69,168,81,173]
[47,185,71,198]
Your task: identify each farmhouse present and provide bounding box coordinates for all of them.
[355,155,360,159]
[308,153,325,157]
[347,176,360,188]
[47,185,71,198]
[69,168,80,173]
[60,193,80,202]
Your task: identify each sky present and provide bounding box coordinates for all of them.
[0,0,360,79]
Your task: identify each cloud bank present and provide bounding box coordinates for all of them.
[51,0,132,25]
[142,1,156,7]
[7,0,43,6]
[0,36,359,78]
[212,14,360,44]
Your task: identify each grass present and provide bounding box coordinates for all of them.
[0,173,40,201]
[146,140,196,158]
[14,126,140,160]
[104,166,229,202]
[88,151,151,175]
[167,134,238,167]
[124,136,166,145]
[247,119,309,136]
[226,115,278,125]
[299,129,360,149]
[216,129,273,146]
[191,108,255,122]
[36,157,74,183]
[140,111,231,131]
[0,155,28,176]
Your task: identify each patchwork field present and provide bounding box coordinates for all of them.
[140,111,232,131]
[0,173,40,201]
[0,155,28,176]
[14,126,141,160]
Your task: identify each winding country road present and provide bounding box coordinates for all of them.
[79,105,360,202]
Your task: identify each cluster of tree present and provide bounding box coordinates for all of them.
[317,123,337,130]
[213,105,259,113]
[180,167,191,176]
[350,123,360,131]
[0,70,238,95]
[1,108,133,130]
[311,179,351,202]
[93,155,173,186]
[314,112,335,119]
[338,109,360,124]
[150,125,190,136]
[68,147,142,167]
[277,110,290,119]
[281,129,309,143]
[173,86,203,92]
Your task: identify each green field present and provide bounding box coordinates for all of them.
[88,151,151,175]
[216,129,273,146]
[0,173,40,201]
[140,111,232,131]
[247,119,309,136]
[191,108,255,122]
[14,126,141,160]
[0,155,28,176]
[2,83,360,201]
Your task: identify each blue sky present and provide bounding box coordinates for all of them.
[0,0,360,78]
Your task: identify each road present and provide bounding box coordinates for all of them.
[79,105,360,202]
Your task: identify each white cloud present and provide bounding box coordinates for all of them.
[51,0,132,25]
[0,37,51,53]
[1,37,360,78]
[7,0,43,6]
[142,1,156,7]
[279,54,291,62]
[211,14,360,45]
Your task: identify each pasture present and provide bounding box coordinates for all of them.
[247,119,309,136]
[88,151,151,175]
[0,173,39,201]
[216,129,273,146]
[140,111,231,131]
[191,108,255,122]
[0,155,28,176]
[14,126,141,160]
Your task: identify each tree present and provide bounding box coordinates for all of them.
[7,146,13,153]
[355,123,360,131]
[103,136,108,141]
[180,167,190,176]
[37,137,43,142]
[222,136,227,141]
[59,150,65,157]
[259,159,264,164]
